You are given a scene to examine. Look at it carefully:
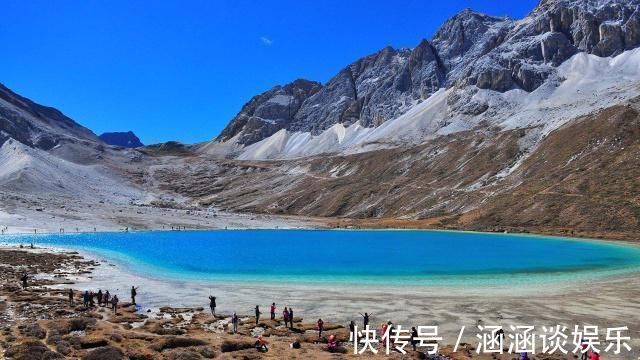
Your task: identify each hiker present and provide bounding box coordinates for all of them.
[82,291,89,307]
[381,322,388,348]
[111,295,119,313]
[580,337,589,360]
[89,291,95,306]
[104,290,110,305]
[232,312,239,333]
[349,320,356,342]
[282,307,289,327]
[317,318,324,338]
[520,352,529,360]
[254,336,268,352]
[208,296,216,316]
[20,273,28,289]
[97,290,103,306]
[255,305,261,325]
[270,302,276,320]
[130,286,139,305]
[68,289,74,305]
[359,312,372,328]
[327,334,337,350]
[411,326,419,351]
[288,307,294,328]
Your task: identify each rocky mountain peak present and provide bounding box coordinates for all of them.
[99,131,144,148]
[210,0,640,153]
[0,83,98,151]
[215,78,322,145]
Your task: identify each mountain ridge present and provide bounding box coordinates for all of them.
[209,0,640,156]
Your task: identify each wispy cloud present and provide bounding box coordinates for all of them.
[260,36,273,46]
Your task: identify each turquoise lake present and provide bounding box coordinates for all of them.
[4,230,640,286]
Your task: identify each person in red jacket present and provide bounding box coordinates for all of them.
[270,302,276,320]
[590,350,601,360]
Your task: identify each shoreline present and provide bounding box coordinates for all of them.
[1,245,640,359]
[4,225,640,249]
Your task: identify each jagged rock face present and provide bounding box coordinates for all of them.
[99,131,143,148]
[0,83,99,150]
[467,0,640,91]
[291,44,446,132]
[216,79,321,144]
[216,0,640,147]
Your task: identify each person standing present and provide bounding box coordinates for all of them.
[282,307,289,328]
[288,307,294,329]
[83,291,89,308]
[97,290,103,306]
[104,290,110,305]
[68,289,74,305]
[130,286,139,305]
[317,318,324,338]
[359,312,372,328]
[209,296,217,316]
[255,305,261,325]
[111,295,119,313]
[20,273,28,289]
[270,302,276,320]
[411,326,418,351]
[232,312,239,333]
[349,320,357,343]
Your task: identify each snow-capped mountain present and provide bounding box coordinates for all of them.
[205,0,640,159]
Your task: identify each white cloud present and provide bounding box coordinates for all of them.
[260,36,273,46]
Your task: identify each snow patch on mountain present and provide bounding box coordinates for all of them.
[231,48,640,160]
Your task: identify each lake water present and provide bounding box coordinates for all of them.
[4,230,640,286]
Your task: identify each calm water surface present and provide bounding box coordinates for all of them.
[4,230,640,286]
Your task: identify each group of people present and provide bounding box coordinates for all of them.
[255,303,296,329]
[76,289,119,312]
[68,285,139,314]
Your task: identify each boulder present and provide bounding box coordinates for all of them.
[624,10,640,49]
[78,337,109,349]
[21,322,46,339]
[5,340,53,359]
[541,32,578,65]
[475,68,514,92]
[220,339,254,352]
[167,349,203,360]
[594,22,625,56]
[151,337,207,352]
[81,346,125,360]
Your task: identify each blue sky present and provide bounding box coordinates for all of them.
[0,0,538,145]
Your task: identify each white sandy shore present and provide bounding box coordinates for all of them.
[0,190,323,235]
[9,243,636,359]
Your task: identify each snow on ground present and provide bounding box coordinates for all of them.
[225,48,640,160]
[237,123,376,160]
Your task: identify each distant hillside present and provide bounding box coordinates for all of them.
[99,131,144,148]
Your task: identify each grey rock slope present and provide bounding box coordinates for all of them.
[216,79,322,145]
[99,131,144,148]
[215,0,640,147]
[0,83,99,150]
